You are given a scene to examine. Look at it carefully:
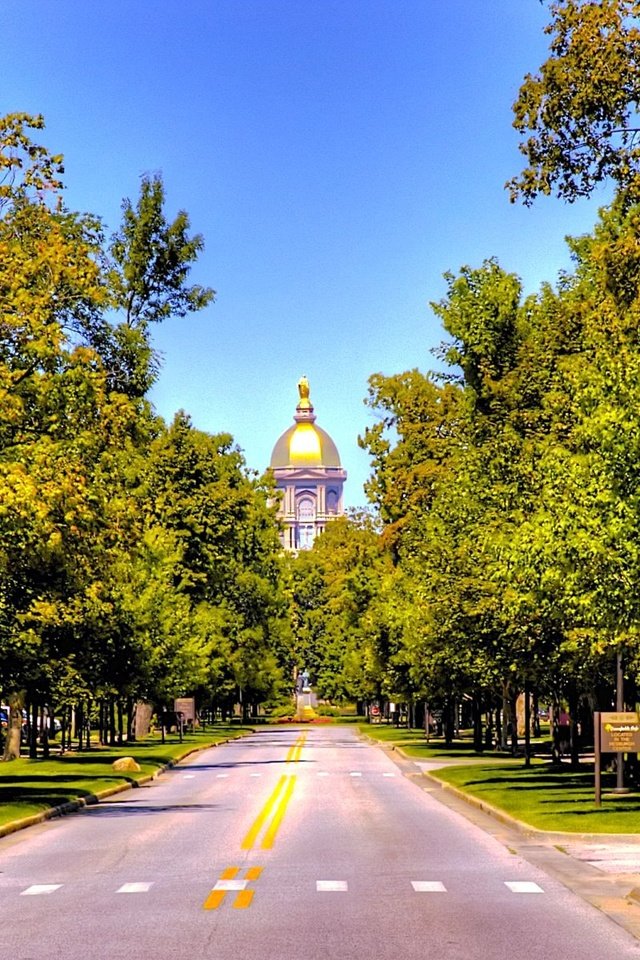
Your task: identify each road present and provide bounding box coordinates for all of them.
[1,725,638,959]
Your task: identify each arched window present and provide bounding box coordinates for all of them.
[326,490,338,515]
[297,496,315,521]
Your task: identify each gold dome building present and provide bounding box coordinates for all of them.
[270,377,347,550]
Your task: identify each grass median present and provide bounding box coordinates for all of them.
[360,723,640,834]
[0,725,252,831]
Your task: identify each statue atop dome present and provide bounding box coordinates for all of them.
[296,375,313,415]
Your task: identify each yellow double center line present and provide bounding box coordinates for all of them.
[241,773,296,850]
[285,732,306,764]
[203,732,306,909]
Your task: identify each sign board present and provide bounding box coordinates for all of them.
[174,698,196,723]
[600,712,640,753]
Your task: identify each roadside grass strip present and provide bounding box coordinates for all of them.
[0,726,252,831]
[430,761,640,833]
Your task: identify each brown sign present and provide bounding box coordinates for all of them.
[600,712,640,753]
[174,697,196,722]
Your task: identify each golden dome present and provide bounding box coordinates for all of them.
[270,378,342,469]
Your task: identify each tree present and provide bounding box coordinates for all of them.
[509,0,640,204]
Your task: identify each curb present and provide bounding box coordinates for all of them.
[0,732,250,841]
[368,738,640,844]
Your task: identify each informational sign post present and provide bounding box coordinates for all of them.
[594,711,640,807]
[174,697,196,723]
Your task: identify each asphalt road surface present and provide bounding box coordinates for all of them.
[1,726,639,960]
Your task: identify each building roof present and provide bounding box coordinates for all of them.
[270,377,342,469]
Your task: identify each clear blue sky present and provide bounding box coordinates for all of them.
[3,1,611,505]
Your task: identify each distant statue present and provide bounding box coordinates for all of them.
[298,376,310,401]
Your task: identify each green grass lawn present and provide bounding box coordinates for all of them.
[431,761,640,833]
[358,723,513,761]
[0,725,251,830]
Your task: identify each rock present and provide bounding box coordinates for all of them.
[112,756,141,773]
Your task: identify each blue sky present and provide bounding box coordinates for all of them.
[3,1,611,505]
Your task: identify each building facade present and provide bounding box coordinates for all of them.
[269,377,347,551]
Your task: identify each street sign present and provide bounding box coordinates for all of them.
[174,698,196,723]
[594,711,640,806]
[600,712,640,753]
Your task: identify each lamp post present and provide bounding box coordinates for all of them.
[613,649,629,794]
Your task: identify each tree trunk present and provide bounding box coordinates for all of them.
[117,701,124,745]
[29,699,38,759]
[473,692,483,753]
[551,691,562,766]
[109,698,116,746]
[2,691,25,761]
[443,698,454,746]
[41,706,50,760]
[127,699,134,741]
[568,683,580,770]
[523,680,531,767]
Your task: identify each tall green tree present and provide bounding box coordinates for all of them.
[509,0,640,204]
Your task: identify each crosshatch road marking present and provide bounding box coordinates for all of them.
[204,866,263,910]
[505,881,544,894]
[412,881,447,892]
[21,884,61,896]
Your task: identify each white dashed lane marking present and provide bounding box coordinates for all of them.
[505,881,544,894]
[216,773,229,778]
[21,885,61,895]
[117,883,154,894]
[349,772,362,777]
[317,771,329,777]
[183,774,196,779]
[412,881,447,892]
[316,880,348,892]
[383,772,396,777]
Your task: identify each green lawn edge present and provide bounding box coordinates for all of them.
[0,725,252,831]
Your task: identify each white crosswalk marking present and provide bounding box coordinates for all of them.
[117,883,153,894]
[316,880,348,892]
[412,881,447,892]
[214,879,248,891]
[505,881,544,894]
[21,884,61,896]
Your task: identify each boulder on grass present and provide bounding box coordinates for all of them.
[112,756,141,773]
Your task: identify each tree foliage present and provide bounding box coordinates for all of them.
[509,0,640,204]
